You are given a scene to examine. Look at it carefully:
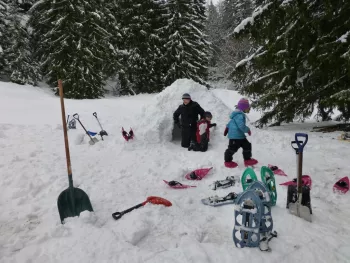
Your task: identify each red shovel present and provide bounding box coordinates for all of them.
[112,196,172,220]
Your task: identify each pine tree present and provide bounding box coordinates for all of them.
[6,17,41,85]
[213,0,255,80]
[232,0,350,126]
[206,1,222,67]
[0,1,40,84]
[163,0,210,87]
[0,0,9,77]
[191,0,211,78]
[114,0,167,94]
[29,0,115,99]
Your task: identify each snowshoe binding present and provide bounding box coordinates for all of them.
[210,176,236,190]
[201,192,238,206]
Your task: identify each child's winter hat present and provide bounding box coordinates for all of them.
[204,111,212,118]
[237,98,250,111]
[182,93,191,99]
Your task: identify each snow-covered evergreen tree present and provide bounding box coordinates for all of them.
[163,0,210,87]
[208,0,254,81]
[29,0,115,99]
[233,0,350,126]
[114,0,167,94]
[206,1,222,67]
[6,16,41,85]
[0,1,40,84]
[0,0,9,77]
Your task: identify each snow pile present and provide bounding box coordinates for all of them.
[138,78,232,143]
[1,81,350,262]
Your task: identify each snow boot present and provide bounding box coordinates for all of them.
[244,158,258,167]
[225,161,238,168]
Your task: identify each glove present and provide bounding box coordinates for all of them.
[224,127,228,136]
[211,123,217,127]
[248,130,251,136]
[175,122,182,129]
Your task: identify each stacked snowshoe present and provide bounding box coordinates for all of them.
[233,187,277,252]
[241,166,277,207]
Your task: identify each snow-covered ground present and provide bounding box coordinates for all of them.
[1,79,349,263]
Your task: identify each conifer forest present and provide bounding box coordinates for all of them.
[0,0,349,126]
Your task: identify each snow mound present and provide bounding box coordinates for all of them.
[138,79,232,143]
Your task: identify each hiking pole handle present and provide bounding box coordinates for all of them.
[112,201,147,220]
[295,133,308,153]
[93,112,97,118]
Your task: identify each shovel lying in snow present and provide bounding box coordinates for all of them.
[112,196,172,220]
[57,80,93,224]
[288,133,312,222]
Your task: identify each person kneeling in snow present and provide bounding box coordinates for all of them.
[188,111,216,152]
[224,98,258,168]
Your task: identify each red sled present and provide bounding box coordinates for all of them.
[268,164,287,176]
[122,127,134,141]
[280,175,312,189]
[185,167,213,180]
[333,176,349,194]
[163,180,196,189]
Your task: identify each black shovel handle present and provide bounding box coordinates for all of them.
[72,113,95,142]
[73,113,79,120]
[112,202,147,220]
[291,140,304,153]
[92,112,104,130]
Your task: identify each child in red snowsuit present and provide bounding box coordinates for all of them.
[188,111,216,152]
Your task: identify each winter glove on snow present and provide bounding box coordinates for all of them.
[211,123,217,127]
[224,127,228,136]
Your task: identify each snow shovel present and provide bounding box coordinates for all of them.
[92,112,108,140]
[289,133,312,222]
[57,79,93,224]
[112,196,172,220]
[73,113,99,145]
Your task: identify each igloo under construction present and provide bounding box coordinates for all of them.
[138,79,232,144]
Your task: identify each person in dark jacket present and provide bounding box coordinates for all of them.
[173,93,205,148]
[188,111,216,152]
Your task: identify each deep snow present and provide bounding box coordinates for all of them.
[1,79,350,263]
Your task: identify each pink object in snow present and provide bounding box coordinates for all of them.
[280,175,312,189]
[244,158,258,167]
[333,176,349,194]
[163,180,196,189]
[224,162,238,168]
[185,167,213,180]
[268,164,287,176]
